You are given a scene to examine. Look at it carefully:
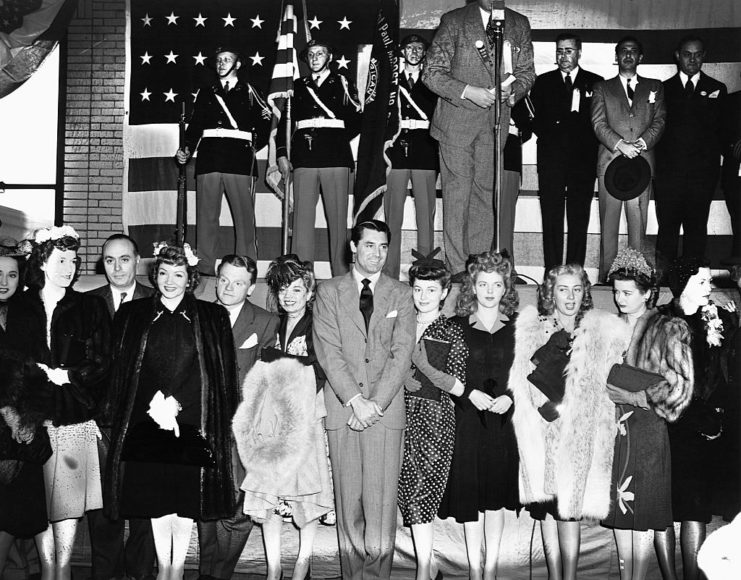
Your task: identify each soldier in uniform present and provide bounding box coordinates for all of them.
[383,34,439,280]
[176,46,271,275]
[277,39,361,276]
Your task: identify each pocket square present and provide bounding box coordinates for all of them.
[648,91,657,104]
[240,333,258,349]
[386,310,398,319]
[708,90,720,98]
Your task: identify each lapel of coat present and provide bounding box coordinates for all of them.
[338,272,367,336]
[101,286,115,318]
[367,274,391,334]
[607,76,631,113]
[132,282,151,300]
[232,301,258,348]
[465,3,495,79]
[632,75,651,111]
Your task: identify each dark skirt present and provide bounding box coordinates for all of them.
[398,393,455,526]
[602,405,673,531]
[0,460,48,537]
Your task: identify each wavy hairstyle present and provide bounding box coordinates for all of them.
[148,245,200,294]
[608,267,658,309]
[25,235,81,290]
[265,254,316,312]
[455,251,519,317]
[538,263,594,323]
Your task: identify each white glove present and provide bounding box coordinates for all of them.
[36,362,69,386]
[147,390,181,437]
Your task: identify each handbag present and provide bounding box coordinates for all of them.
[607,363,665,393]
[413,338,452,402]
[121,420,215,467]
[0,424,52,464]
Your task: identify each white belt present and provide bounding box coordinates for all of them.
[296,118,345,130]
[400,119,430,130]
[202,128,253,141]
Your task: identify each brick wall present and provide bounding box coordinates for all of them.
[63,0,126,273]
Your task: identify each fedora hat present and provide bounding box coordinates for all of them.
[604,155,651,201]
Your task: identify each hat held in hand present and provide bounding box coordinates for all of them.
[604,155,651,201]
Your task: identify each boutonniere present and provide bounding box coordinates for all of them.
[708,89,720,98]
[585,91,593,98]
[701,302,724,347]
[648,91,657,104]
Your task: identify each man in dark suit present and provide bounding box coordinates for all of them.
[423,0,535,275]
[383,34,439,279]
[655,36,727,274]
[313,220,415,579]
[591,36,666,281]
[531,33,603,273]
[197,254,279,580]
[86,233,155,580]
[176,46,271,275]
[277,39,361,276]
[722,85,741,257]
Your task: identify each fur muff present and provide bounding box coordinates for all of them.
[630,310,694,422]
[233,358,321,498]
[510,305,558,505]
[553,309,632,521]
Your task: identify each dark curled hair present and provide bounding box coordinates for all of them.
[217,254,258,285]
[538,263,594,324]
[408,261,452,308]
[455,251,519,317]
[26,235,81,290]
[148,245,200,293]
[608,268,658,309]
[265,254,316,312]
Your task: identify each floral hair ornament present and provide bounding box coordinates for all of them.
[410,247,445,270]
[607,247,654,279]
[33,225,79,244]
[152,241,200,267]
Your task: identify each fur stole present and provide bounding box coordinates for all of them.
[553,309,631,520]
[627,309,694,422]
[510,305,558,505]
[233,358,322,498]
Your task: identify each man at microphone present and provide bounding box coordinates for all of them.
[423,0,535,278]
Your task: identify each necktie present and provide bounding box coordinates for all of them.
[117,291,127,312]
[223,81,230,93]
[684,79,694,97]
[313,75,320,85]
[0,302,7,331]
[564,72,573,92]
[486,15,496,50]
[359,279,373,331]
[626,78,634,101]
[408,73,415,89]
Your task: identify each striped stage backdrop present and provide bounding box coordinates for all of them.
[123,0,741,280]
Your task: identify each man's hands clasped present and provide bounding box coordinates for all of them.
[347,396,384,431]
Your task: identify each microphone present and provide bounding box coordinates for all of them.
[491,0,505,24]
[475,40,492,66]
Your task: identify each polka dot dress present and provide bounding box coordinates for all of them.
[398,316,468,526]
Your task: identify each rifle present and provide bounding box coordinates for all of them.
[175,100,188,246]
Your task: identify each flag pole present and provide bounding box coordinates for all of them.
[282,96,292,254]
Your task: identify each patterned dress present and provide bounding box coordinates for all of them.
[398,315,467,526]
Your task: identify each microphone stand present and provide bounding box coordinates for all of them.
[491,16,504,253]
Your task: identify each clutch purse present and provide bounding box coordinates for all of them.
[607,364,665,393]
[413,338,452,401]
[121,420,215,467]
[527,332,570,402]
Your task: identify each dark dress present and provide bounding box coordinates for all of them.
[398,315,467,526]
[663,301,739,522]
[120,299,203,520]
[438,315,519,523]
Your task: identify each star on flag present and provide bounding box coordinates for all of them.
[165,12,179,25]
[308,16,322,30]
[338,16,351,30]
[223,13,236,27]
[250,15,264,28]
[250,52,265,66]
[193,13,207,27]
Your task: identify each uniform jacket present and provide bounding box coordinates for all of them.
[185,79,271,177]
[591,75,666,176]
[423,4,536,148]
[231,300,279,386]
[88,281,154,320]
[387,71,439,171]
[312,272,415,430]
[103,294,238,521]
[17,289,111,427]
[656,72,727,177]
[721,90,741,193]
[276,73,360,168]
[510,306,632,519]
[531,67,603,177]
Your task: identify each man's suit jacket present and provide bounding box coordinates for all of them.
[230,300,279,386]
[591,75,666,176]
[423,3,535,148]
[87,281,154,320]
[531,67,603,177]
[387,71,439,171]
[656,72,727,177]
[722,90,741,193]
[312,272,415,431]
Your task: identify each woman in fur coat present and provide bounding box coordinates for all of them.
[510,263,631,580]
[656,258,739,580]
[233,255,332,580]
[602,248,693,580]
[104,244,237,580]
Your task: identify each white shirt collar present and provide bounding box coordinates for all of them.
[679,71,700,86]
[479,6,492,28]
[352,269,381,293]
[111,283,137,311]
[561,66,580,80]
[222,301,244,327]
